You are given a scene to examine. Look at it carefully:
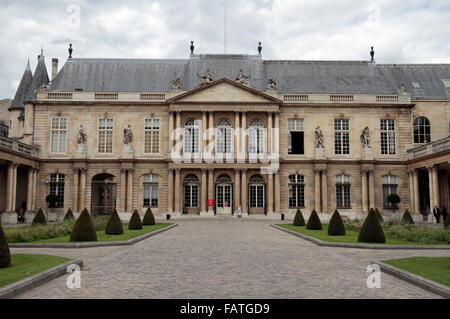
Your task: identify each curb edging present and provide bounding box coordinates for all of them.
[271,224,450,250]
[0,259,83,299]
[373,260,450,299]
[8,224,177,249]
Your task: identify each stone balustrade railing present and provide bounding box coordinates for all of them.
[0,136,40,158]
[407,136,450,160]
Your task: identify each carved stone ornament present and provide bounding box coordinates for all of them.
[123,124,133,145]
[315,126,324,148]
[171,78,182,92]
[235,69,250,86]
[77,125,87,145]
[360,126,370,148]
[266,78,277,92]
[197,69,214,86]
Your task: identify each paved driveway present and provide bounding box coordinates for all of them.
[11,219,448,298]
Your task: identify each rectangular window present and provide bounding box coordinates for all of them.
[336,184,351,208]
[249,128,265,154]
[288,119,304,154]
[216,127,232,154]
[334,119,349,155]
[49,173,65,208]
[98,118,113,153]
[288,184,305,207]
[380,119,395,155]
[144,118,160,153]
[50,117,67,153]
[143,183,158,207]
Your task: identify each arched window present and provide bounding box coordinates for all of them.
[49,173,65,208]
[382,175,398,208]
[288,174,305,208]
[184,119,200,153]
[184,174,199,208]
[413,117,430,143]
[143,174,158,207]
[336,174,351,208]
[249,119,265,154]
[216,119,232,154]
[249,174,264,208]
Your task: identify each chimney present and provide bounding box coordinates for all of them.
[52,58,59,80]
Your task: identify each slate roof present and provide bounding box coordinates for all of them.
[25,54,49,102]
[47,54,450,98]
[11,60,33,108]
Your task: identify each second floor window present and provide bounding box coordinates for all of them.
[249,119,265,154]
[288,119,304,154]
[334,119,349,154]
[216,119,232,154]
[413,117,430,144]
[144,118,160,153]
[50,117,67,153]
[380,119,395,155]
[98,118,113,153]
[184,119,200,153]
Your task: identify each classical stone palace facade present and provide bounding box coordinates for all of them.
[1,47,449,223]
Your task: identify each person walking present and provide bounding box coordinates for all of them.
[441,205,448,223]
[432,205,441,223]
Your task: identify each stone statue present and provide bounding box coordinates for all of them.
[235,69,250,86]
[77,125,87,145]
[123,124,133,145]
[171,78,182,91]
[197,69,214,86]
[397,83,407,95]
[266,78,277,92]
[315,126,324,148]
[361,126,370,147]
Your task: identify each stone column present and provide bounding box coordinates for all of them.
[201,169,207,214]
[174,168,181,214]
[168,111,174,153]
[368,170,375,209]
[234,112,240,159]
[413,169,420,214]
[241,169,248,215]
[208,111,214,155]
[234,169,240,214]
[321,170,328,213]
[408,170,414,213]
[72,169,79,212]
[79,169,86,211]
[267,112,273,156]
[202,112,207,158]
[26,167,33,212]
[208,169,214,214]
[432,166,440,208]
[267,173,273,214]
[427,166,434,212]
[274,171,280,213]
[314,169,321,212]
[120,169,126,212]
[241,112,247,160]
[175,111,181,158]
[361,169,368,213]
[5,162,13,211]
[167,169,174,214]
[11,163,18,212]
[31,169,37,211]
[274,112,280,156]
[127,169,133,212]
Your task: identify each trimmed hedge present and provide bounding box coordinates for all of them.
[129,209,143,230]
[401,209,414,225]
[328,210,346,236]
[374,208,384,224]
[105,209,124,235]
[142,208,156,225]
[358,208,386,243]
[32,208,47,226]
[293,208,305,226]
[306,210,322,230]
[70,208,98,242]
[63,208,75,221]
[0,222,11,268]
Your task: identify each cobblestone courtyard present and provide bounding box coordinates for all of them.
[11,219,448,298]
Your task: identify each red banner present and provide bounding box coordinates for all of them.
[208,199,214,206]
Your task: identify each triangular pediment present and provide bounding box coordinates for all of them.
[168,78,281,104]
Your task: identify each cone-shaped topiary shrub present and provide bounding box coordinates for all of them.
[444,213,450,229]
[105,209,123,235]
[358,208,386,243]
[0,223,11,268]
[306,210,322,230]
[129,209,143,230]
[374,208,384,224]
[401,209,414,225]
[293,208,305,226]
[328,209,346,236]
[142,207,156,225]
[70,208,97,242]
[32,208,47,226]
[63,208,75,221]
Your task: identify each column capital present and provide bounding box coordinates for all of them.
[175,110,182,114]
[201,168,208,172]
[120,168,127,173]
[241,168,248,172]
[426,165,434,171]
[208,168,214,173]
[168,110,175,115]
[234,168,241,172]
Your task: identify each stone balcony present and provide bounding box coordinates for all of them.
[407,136,450,160]
[0,136,40,158]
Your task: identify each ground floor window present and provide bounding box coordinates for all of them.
[249,174,265,208]
[382,175,398,208]
[336,174,351,208]
[143,174,158,207]
[288,174,305,207]
[49,173,65,208]
[184,174,199,208]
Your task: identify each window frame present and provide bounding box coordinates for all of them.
[98,118,114,154]
[143,174,159,207]
[49,173,65,208]
[144,118,160,154]
[50,117,67,154]
[382,175,398,209]
[380,119,396,155]
[334,119,350,155]
[288,174,305,208]
[335,174,351,209]
[288,119,305,155]
[413,117,431,144]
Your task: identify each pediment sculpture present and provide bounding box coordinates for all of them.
[235,69,250,86]
[266,78,277,92]
[171,78,182,92]
[197,69,214,86]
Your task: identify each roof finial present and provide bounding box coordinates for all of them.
[370,46,375,62]
[68,43,73,59]
[258,42,262,55]
[190,41,194,55]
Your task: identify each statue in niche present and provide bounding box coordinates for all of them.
[123,124,133,145]
[315,126,324,148]
[235,69,250,86]
[266,78,277,92]
[171,78,182,91]
[77,125,87,145]
[197,69,214,86]
[361,126,370,148]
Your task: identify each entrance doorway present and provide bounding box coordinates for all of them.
[91,173,116,215]
[216,174,232,215]
[183,174,199,214]
[248,174,265,214]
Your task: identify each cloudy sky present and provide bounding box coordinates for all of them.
[1,0,449,98]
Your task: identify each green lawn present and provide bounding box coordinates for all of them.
[0,254,71,288]
[382,257,450,287]
[26,223,172,243]
[276,224,449,246]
